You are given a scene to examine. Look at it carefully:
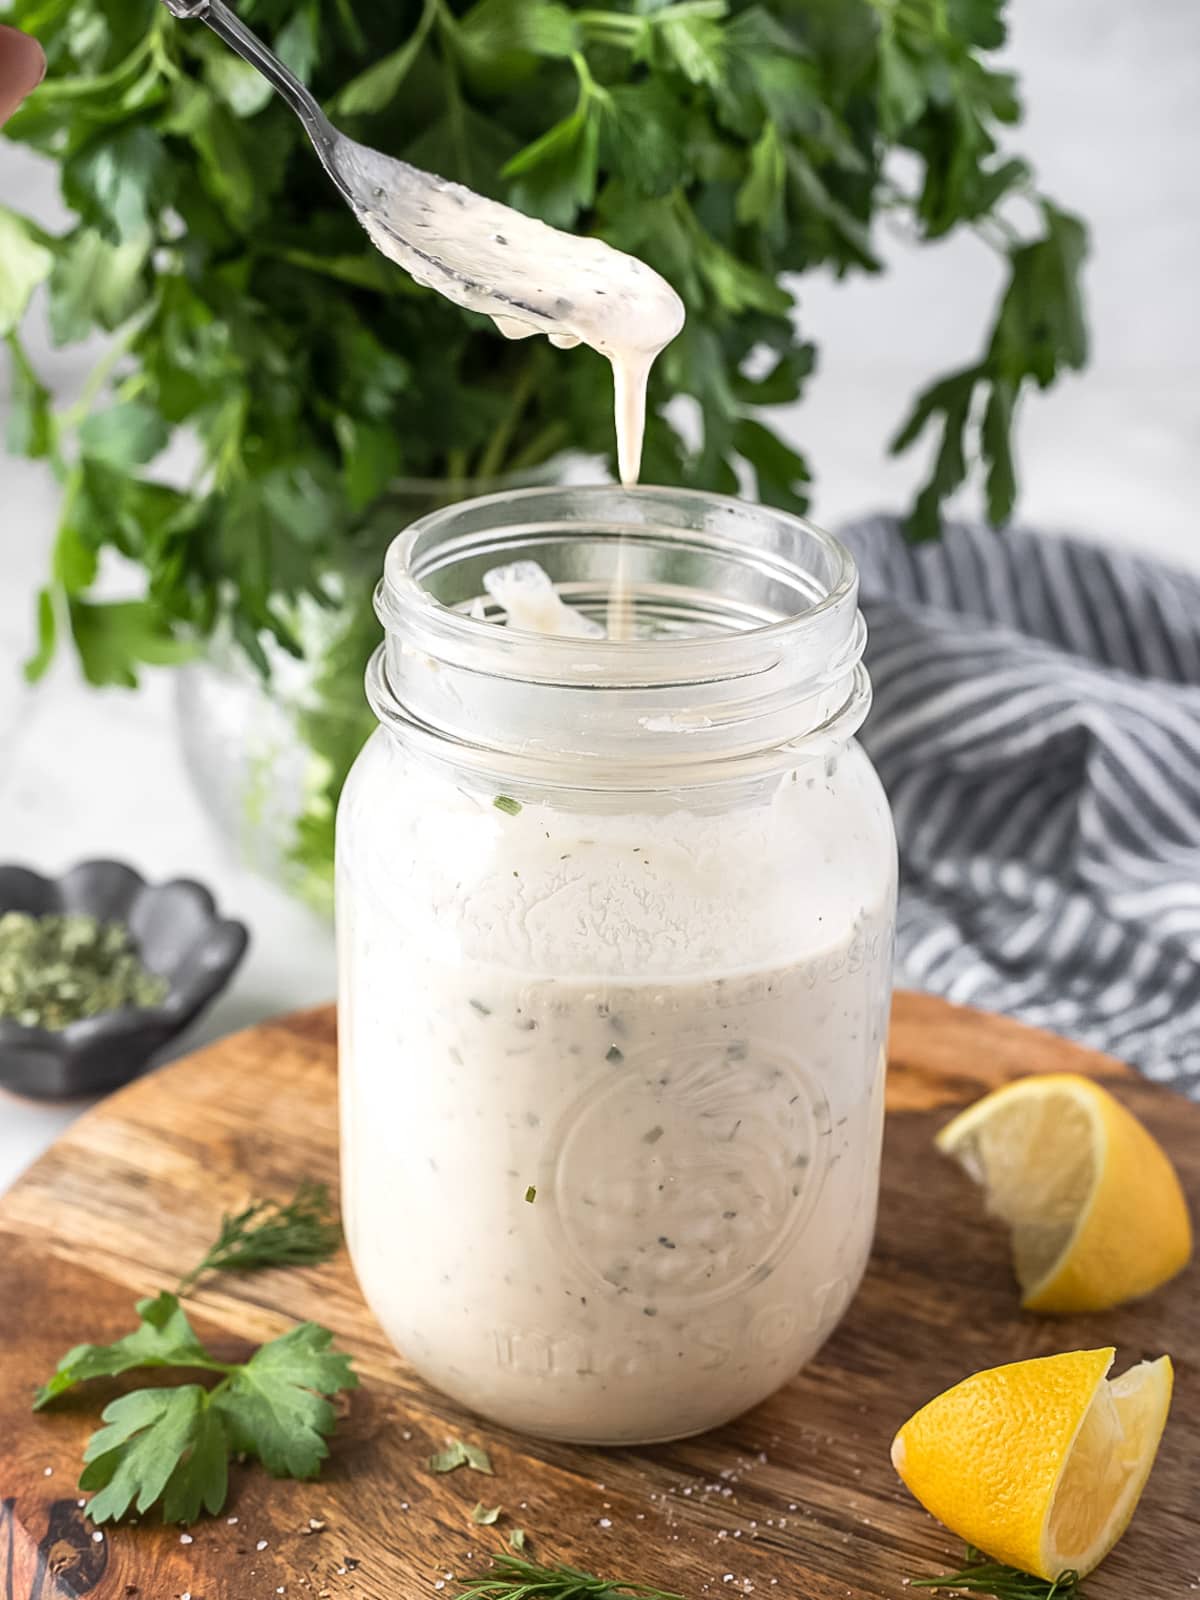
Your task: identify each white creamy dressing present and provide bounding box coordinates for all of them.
[338,736,895,1443]
[335,141,685,489]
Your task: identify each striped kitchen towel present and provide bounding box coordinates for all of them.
[841,516,1200,1096]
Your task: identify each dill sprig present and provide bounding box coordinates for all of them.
[455,1553,684,1600]
[177,1181,341,1294]
[912,1547,1085,1599]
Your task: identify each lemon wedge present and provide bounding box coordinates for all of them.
[891,1347,1173,1580]
[936,1073,1192,1312]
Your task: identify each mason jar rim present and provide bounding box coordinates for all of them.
[378,483,858,670]
[368,484,870,784]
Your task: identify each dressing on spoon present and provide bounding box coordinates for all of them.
[335,140,684,492]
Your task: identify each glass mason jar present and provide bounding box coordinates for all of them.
[336,486,897,1445]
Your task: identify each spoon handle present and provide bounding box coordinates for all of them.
[158,0,334,155]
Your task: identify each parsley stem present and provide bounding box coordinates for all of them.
[24,32,153,102]
[439,33,472,186]
[576,10,643,44]
[571,50,606,104]
[57,308,156,434]
[475,354,543,482]
[332,0,368,52]
[506,420,572,475]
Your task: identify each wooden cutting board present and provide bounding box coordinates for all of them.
[1,995,1196,1600]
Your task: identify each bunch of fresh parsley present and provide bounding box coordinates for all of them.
[1,0,1087,896]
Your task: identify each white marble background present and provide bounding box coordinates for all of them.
[2,0,1198,1188]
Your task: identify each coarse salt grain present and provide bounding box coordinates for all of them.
[598,1518,612,1528]
[257,1539,269,1550]
[227,1515,239,1525]
[43,1467,52,1477]
[180,1533,193,1544]
[92,1532,104,1543]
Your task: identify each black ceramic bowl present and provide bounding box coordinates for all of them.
[0,861,248,1101]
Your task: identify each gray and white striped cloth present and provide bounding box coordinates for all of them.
[841,516,1200,1097]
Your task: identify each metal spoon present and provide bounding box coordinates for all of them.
[157,0,609,344]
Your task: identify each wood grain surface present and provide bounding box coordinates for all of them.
[0,994,1195,1600]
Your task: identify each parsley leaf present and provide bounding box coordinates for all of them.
[892,201,1089,538]
[62,125,173,246]
[78,400,169,469]
[334,0,438,116]
[734,417,812,515]
[503,102,600,229]
[649,3,728,88]
[80,1385,230,1525]
[456,0,581,76]
[35,1292,217,1410]
[598,82,687,198]
[5,333,54,459]
[47,228,149,343]
[215,1322,357,1479]
[67,597,193,688]
[0,206,55,336]
[429,1438,495,1475]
